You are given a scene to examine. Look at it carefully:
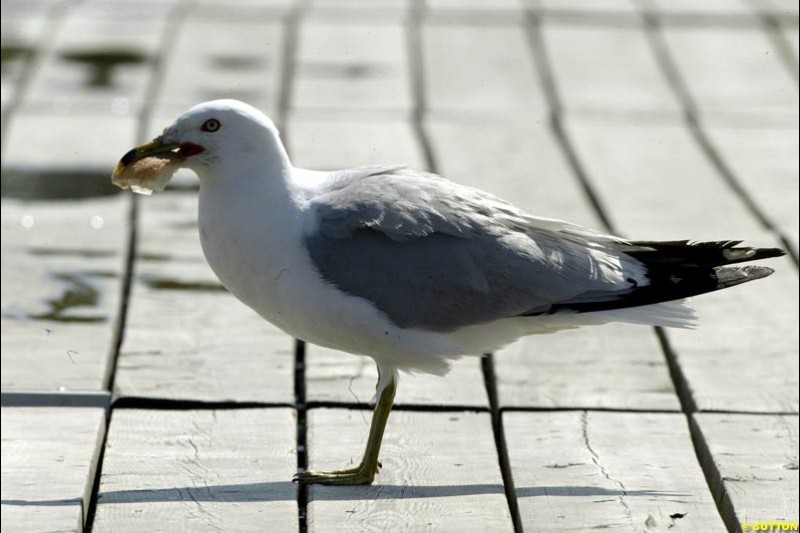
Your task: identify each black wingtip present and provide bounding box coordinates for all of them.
[748,247,786,260]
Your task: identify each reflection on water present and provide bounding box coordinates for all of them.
[60,48,147,88]
[30,273,106,324]
[0,44,32,75]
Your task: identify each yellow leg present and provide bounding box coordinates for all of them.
[294,371,397,485]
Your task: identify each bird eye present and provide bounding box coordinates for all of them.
[201,119,220,132]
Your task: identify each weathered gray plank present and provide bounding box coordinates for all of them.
[494,324,680,410]
[288,114,424,169]
[534,0,640,17]
[566,116,799,413]
[306,408,513,532]
[702,121,799,256]
[1,197,128,391]
[422,22,547,116]
[195,0,296,18]
[543,22,680,115]
[92,408,297,533]
[154,17,284,118]
[304,0,408,19]
[692,413,799,531]
[784,24,799,60]
[114,192,295,404]
[643,0,754,17]
[293,18,411,112]
[661,25,798,119]
[2,112,136,173]
[504,411,728,532]
[426,118,680,410]
[305,346,489,407]
[1,407,106,533]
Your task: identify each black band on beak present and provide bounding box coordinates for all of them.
[120,147,139,166]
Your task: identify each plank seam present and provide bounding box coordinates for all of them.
[522,10,744,533]
[641,10,800,269]
[85,2,192,531]
[687,415,744,533]
[523,10,618,233]
[274,2,307,531]
[410,6,520,529]
[408,0,438,173]
[482,355,524,533]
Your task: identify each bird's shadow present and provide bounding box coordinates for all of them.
[2,482,685,506]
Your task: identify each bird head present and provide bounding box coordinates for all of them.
[111,99,284,194]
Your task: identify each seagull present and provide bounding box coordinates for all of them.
[112,100,784,485]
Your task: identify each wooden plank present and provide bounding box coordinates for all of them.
[565,116,762,238]
[154,17,284,118]
[1,197,128,391]
[543,22,681,115]
[661,26,798,119]
[2,112,136,174]
[692,413,799,531]
[784,25,799,60]
[504,410,728,532]
[495,324,680,410]
[534,0,640,17]
[702,121,799,256]
[422,22,547,116]
[305,346,489,407]
[91,408,297,533]
[306,408,513,532]
[114,192,295,404]
[1,407,106,533]
[566,116,799,413]
[195,0,296,18]
[426,118,680,410]
[293,18,411,112]
[288,114,424,170]
[643,0,754,17]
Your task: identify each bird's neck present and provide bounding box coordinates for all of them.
[197,154,305,293]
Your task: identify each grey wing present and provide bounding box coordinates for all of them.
[304,167,646,332]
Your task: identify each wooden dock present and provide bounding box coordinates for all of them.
[1,0,797,531]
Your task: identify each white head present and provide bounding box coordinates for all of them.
[112,100,289,190]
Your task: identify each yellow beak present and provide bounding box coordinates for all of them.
[111,136,180,180]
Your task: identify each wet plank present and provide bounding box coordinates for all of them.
[0,11,50,118]
[294,18,411,112]
[426,118,680,410]
[692,413,799,531]
[1,407,106,533]
[114,192,295,404]
[422,22,547,116]
[504,410,727,532]
[154,17,284,117]
[305,346,489,408]
[1,197,128,391]
[543,22,680,115]
[566,116,799,413]
[661,25,798,119]
[306,408,513,532]
[21,8,167,114]
[91,408,297,533]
